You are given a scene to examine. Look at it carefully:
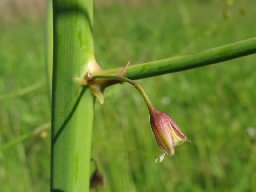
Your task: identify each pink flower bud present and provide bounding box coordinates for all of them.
[150,108,190,163]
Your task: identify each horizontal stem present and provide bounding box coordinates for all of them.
[97,37,256,79]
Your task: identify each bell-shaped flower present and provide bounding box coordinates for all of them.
[150,108,190,163]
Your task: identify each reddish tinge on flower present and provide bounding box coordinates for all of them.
[150,108,190,163]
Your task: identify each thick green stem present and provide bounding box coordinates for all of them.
[92,75,154,112]
[51,0,94,191]
[97,37,256,79]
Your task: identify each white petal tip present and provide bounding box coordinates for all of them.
[155,153,166,163]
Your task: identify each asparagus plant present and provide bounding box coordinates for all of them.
[50,0,256,191]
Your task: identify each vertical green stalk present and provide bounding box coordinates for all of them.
[51,0,94,191]
[47,0,53,100]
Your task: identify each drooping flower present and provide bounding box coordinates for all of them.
[150,108,190,163]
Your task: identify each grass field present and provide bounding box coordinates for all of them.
[1,0,256,191]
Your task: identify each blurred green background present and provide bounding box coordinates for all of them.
[1,0,256,191]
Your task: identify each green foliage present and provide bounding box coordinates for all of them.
[1,0,256,191]
[0,21,50,192]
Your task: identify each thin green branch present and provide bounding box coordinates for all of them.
[0,80,45,100]
[97,37,256,79]
[0,122,50,152]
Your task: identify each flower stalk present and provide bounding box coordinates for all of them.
[90,74,154,112]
